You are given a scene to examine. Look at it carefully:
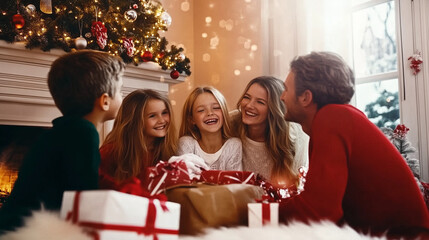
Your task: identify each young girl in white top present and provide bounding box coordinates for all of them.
[178,86,242,170]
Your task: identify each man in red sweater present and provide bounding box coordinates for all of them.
[279,51,429,238]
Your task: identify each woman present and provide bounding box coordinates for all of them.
[233,76,308,187]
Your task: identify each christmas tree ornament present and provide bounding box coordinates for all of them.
[124,9,138,22]
[170,69,179,79]
[408,53,423,75]
[26,4,36,14]
[91,21,108,49]
[161,11,172,27]
[40,0,52,14]
[122,37,135,57]
[74,19,87,50]
[141,51,153,62]
[133,4,138,9]
[75,36,87,49]
[157,52,165,59]
[12,14,25,29]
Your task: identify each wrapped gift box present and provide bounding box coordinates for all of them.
[248,202,279,227]
[143,161,192,195]
[199,170,255,185]
[166,183,264,235]
[60,190,180,240]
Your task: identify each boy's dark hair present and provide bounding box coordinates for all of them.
[290,51,355,109]
[48,50,125,117]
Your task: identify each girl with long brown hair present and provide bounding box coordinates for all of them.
[99,89,177,188]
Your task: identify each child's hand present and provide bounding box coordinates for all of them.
[168,153,209,179]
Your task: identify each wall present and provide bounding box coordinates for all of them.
[161,0,265,128]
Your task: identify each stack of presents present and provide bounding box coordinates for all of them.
[60,160,306,239]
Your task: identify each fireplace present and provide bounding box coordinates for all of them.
[0,40,184,204]
[0,125,50,206]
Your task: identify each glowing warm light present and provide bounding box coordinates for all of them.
[205,17,212,24]
[219,20,226,28]
[202,53,210,62]
[170,100,176,106]
[181,1,190,12]
[0,165,18,195]
[210,36,219,49]
[234,70,241,76]
[209,3,215,8]
[245,65,252,71]
[202,33,208,38]
[251,44,258,51]
[225,19,233,31]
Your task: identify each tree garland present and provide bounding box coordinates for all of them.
[0,0,191,78]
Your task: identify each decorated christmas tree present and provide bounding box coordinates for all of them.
[0,0,190,79]
[381,124,420,179]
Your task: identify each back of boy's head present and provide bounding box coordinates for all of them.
[48,50,125,117]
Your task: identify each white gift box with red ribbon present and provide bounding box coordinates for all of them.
[60,190,180,240]
[248,202,279,227]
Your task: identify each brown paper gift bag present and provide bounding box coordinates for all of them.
[165,183,264,235]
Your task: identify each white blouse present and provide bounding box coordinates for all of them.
[177,136,243,171]
[242,122,309,180]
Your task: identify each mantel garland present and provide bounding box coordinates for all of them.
[0,0,191,77]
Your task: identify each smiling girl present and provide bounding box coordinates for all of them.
[178,86,242,170]
[99,89,177,189]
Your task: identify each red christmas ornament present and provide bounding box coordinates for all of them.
[141,51,153,62]
[157,52,165,59]
[91,21,108,49]
[122,37,135,57]
[12,14,25,29]
[408,53,423,75]
[170,70,179,79]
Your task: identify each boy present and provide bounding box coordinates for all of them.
[0,50,125,233]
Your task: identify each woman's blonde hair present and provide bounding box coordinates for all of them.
[102,89,177,181]
[235,76,296,185]
[180,86,233,140]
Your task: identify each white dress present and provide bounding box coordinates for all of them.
[242,122,309,180]
[177,136,243,171]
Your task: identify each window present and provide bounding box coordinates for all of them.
[351,0,400,129]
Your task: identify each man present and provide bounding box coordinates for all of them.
[279,51,429,238]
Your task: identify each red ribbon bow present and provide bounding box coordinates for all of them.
[66,191,176,240]
[255,194,273,225]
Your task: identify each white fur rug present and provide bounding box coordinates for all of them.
[0,210,386,240]
[182,222,386,240]
[0,210,91,240]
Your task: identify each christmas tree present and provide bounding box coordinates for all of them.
[381,124,420,179]
[0,0,190,78]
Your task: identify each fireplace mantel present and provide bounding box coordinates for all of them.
[0,41,184,133]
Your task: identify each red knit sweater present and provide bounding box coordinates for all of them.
[279,104,429,237]
[98,143,152,190]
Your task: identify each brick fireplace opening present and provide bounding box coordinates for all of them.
[0,125,50,207]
